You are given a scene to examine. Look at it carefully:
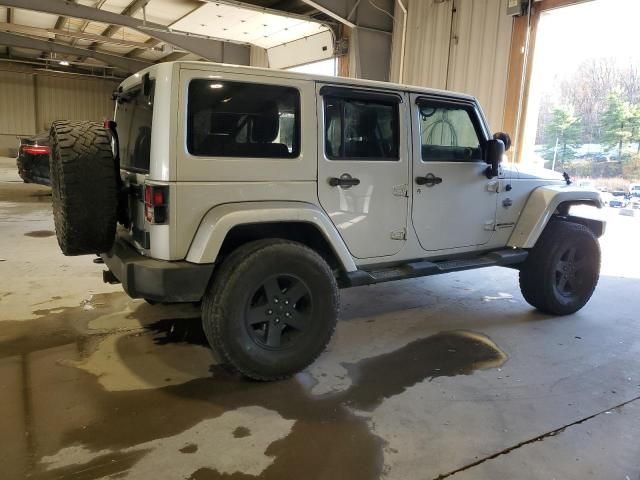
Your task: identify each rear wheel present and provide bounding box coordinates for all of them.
[519,221,600,315]
[49,121,118,255]
[202,239,339,381]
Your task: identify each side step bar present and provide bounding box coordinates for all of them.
[343,249,528,288]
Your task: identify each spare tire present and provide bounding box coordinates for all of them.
[49,120,118,256]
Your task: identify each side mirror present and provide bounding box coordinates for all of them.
[485,138,505,179]
[493,132,511,151]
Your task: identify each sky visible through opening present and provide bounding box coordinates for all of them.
[523,0,640,178]
[534,0,640,91]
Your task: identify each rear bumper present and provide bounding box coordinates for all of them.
[100,239,214,302]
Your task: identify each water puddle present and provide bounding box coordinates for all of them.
[24,230,55,238]
[1,298,507,480]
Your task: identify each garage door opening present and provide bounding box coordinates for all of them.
[521,0,640,196]
[517,0,640,279]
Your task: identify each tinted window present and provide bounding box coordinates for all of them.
[116,81,154,172]
[418,102,483,162]
[187,80,300,158]
[324,96,399,160]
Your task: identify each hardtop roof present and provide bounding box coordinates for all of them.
[122,60,479,103]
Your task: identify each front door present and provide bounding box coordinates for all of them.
[410,94,498,252]
[317,85,410,259]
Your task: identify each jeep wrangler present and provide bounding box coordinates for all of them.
[48,61,604,380]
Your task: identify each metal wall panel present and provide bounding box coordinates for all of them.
[447,0,513,131]
[400,0,453,90]
[0,66,119,139]
[35,75,118,132]
[0,70,36,136]
[390,0,513,130]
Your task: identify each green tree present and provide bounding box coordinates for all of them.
[623,154,640,180]
[600,91,632,160]
[543,106,581,171]
[628,103,640,154]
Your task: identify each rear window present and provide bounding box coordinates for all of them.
[116,81,154,172]
[187,80,300,158]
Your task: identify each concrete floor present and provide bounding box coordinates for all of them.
[1,156,639,480]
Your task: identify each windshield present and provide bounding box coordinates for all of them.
[115,80,154,173]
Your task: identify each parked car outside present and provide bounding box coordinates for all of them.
[599,191,613,206]
[16,133,51,186]
[609,191,629,208]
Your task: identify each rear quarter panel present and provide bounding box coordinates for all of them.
[172,65,320,260]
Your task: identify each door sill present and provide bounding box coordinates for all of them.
[341,249,527,288]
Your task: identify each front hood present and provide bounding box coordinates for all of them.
[512,163,565,181]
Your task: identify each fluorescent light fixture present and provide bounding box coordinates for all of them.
[210,83,223,89]
[59,60,70,66]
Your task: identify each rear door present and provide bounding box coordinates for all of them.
[317,85,410,259]
[410,95,498,252]
[115,77,155,251]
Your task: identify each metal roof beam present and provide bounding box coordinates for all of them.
[0,0,250,63]
[299,0,393,31]
[98,0,151,42]
[0,31,152,72]
[54,0,74,30]
[299,0,356,27]
[0,22,158,50]
[6,6,12,57]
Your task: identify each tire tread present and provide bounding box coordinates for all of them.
[49,120,118,256]
[202,239,339,381]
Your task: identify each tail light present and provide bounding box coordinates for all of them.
[21,145,50,155]
[144,184,169,224]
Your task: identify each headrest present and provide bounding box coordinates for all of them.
[358,108,378,132]
[210,112,239,135]
[251,101,280,143]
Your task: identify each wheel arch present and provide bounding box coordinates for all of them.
[185,201,357,273]
[508,185,604,249]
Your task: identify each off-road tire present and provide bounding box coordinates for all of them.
[17,153,50,186]
[519,221,600,315]
[49,121,118,256]
[202,239,339,381]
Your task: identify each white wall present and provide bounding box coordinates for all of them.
[390,0,513,131]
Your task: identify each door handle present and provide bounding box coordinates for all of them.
[329,174,360,188]
[415,173,443,186]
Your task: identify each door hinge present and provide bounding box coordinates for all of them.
[393,184,409,197]
[390,228,407,240]
[484,221,496,231]
[486,180,500,193]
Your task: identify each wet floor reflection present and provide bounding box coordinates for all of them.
[0,297,506,480]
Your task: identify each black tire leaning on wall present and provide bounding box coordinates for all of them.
[49,121,118,256]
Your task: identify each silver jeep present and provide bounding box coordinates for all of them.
[48,61,604,380]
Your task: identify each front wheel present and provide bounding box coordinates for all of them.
[202,239,339,381]
[519,221,601,315]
